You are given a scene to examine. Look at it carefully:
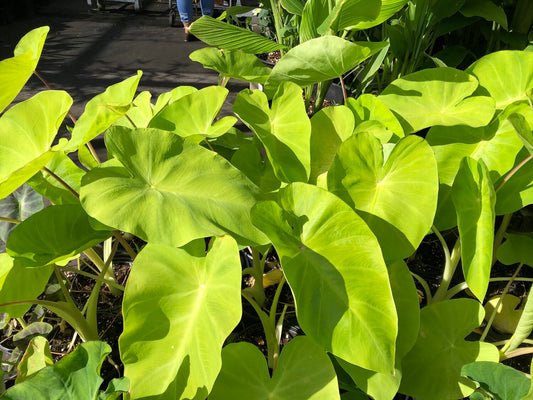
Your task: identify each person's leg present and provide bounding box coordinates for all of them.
[199,0,214,17]
[176,0,193,26]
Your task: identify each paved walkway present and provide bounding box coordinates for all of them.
[0,0,247,118]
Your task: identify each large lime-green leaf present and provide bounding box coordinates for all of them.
[467,51,533,109]
[265,37,388,91]
[309,105,354,184]
[0,341,110,400]
[328,133,438,261]
[349,0,408,30]
[452,157,495,302]
[379,67,495,134]
[114,91,154,129]
[0,91,72,200]
[189,16,287,54]
[318,0,381,34]
[399,299,499,400]
[0,184,44,252]
[462,361,530,400]
[27,153,85,205]
[148,86,237,141]
[233,83,311,183]
[189,48,272,84]
[251,183,397,374]
[231,142,281,192]
[0,26,49,113]
[81,127,267,247]
[0,254,53,318]
[64,71,142,152]
[6,204,111,268]
[119,237,242,399]
[337,260,420,400]
[345,94,404,143]
[209,337,340,399]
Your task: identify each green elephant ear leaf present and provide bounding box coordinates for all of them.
[462,361,530,400]
[498,233,533,267]
[0,341,110,400]
[452,157,495,302]
[0,26,49,113]
[6,204,111,268]
[309,105,355,184]
[467,50,533,109]
[189,16,287,54]
[328,132,438,261]
[114,91,154,129]
[0,90,72,201]
[119,236,242,399]
[81,127,267,247]
[399,299,499,400]
[378,67,495,134]
[0,184,44,252]
[508,112,533,156]
[349,0,408,30]
[189,47,272,84]
[251,183,397,374]
[231,142,281,192]
[209,337,340,400]
[233,83,311,183]
[318,0,381,34]
[149,86,237,141]
[0,254,53,319]
[337,260,420,400]
[64,71,142,153]
[346,94,404,142]
[265,37,388,92]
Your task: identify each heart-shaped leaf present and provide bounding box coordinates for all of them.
[189,48,272,84]
[0,91,72,200]
[209,337,340,399]
[498,233,533,267]
[0,254,53,318]
[265,37,388,91]
[346,94,404,142]
[379,67,495,134]
[81,127,267,247]
[6,204,111,268]
[399,299,499,400]
[0,341,110,400]
[452,157,495,302]
[252,183,397,374]
[336,260,420,400]
[189,16,287,54]
[149,86,237,141]
[0,184,44,252]
[114,91,154,129]
[328,133,438,261]
[0,26,49,113]
[119,236,242,399]
[467,50,533,109]
[462,361,530,400]
[233,83,311,183]
[64,71,142,152]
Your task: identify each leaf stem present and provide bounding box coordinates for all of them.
[112,231,137,261]
[495,155,532,192]
[411,272,432,303]
[0,216,21,224]
[431,226,461,303]
[59,266,124,291]
[42,166,80,199]
[480,263,523,342]
[84,247,121,296]
[492,213,512,266]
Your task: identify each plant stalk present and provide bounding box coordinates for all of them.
[431,227,461,303]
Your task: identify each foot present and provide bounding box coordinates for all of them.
[183,23,198,42]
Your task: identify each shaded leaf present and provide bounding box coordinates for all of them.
[484,295,522,334]
[16,336,53,384]
[498,233,533,267]
[460,0,507,30]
